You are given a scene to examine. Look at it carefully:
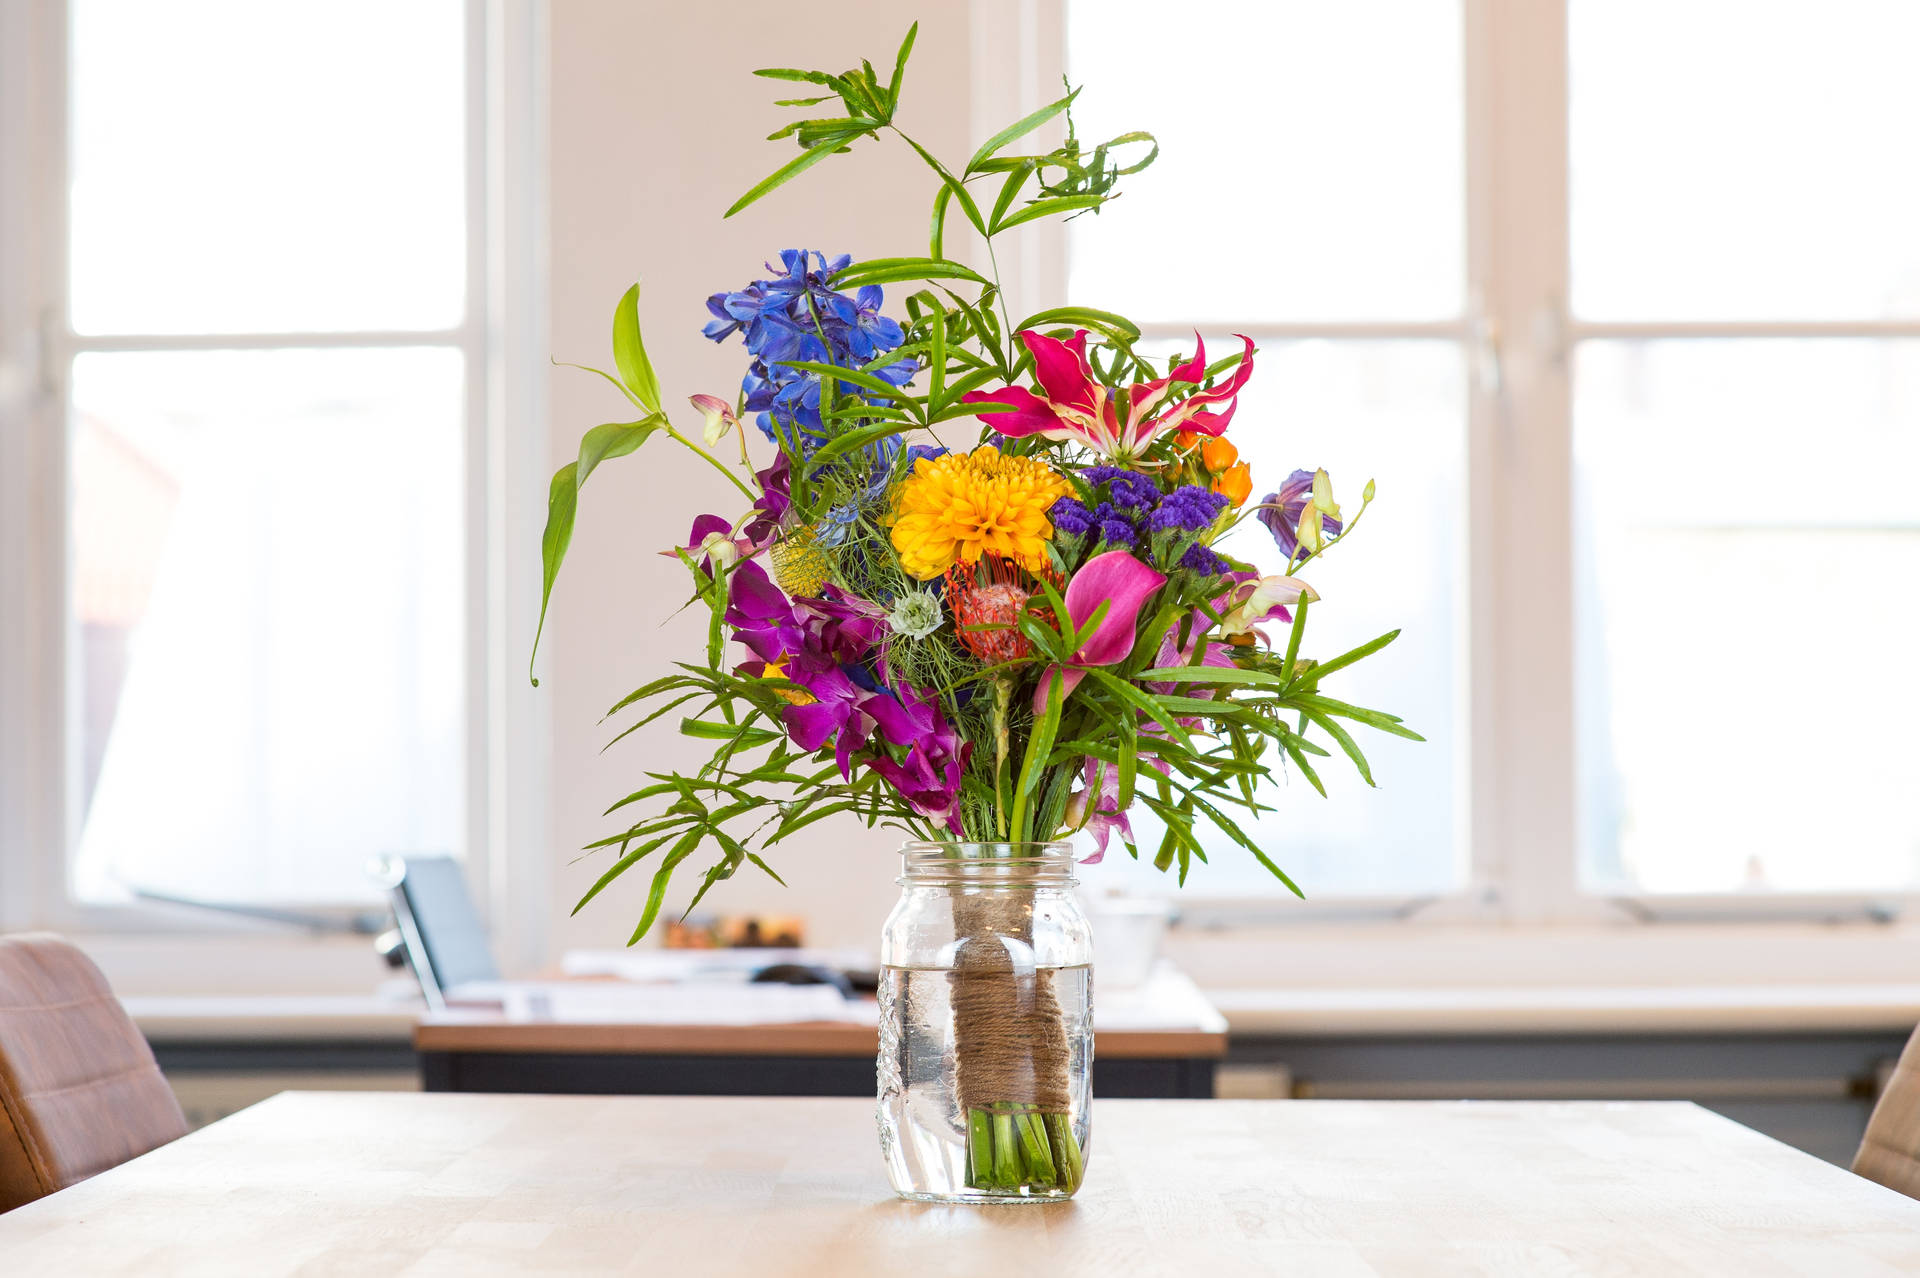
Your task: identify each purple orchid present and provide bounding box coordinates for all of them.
[862,684,972,834]
[780,664,872,779]
[1257,468,1344,560]
[665,513,747,573]
[738,454,792,548]
[724,560,807,665]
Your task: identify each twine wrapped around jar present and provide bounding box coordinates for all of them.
[948,891,1074,1114]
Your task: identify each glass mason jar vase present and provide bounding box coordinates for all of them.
[877,842,1093,1203]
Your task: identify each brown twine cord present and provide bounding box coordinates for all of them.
[948,889,1073,1112]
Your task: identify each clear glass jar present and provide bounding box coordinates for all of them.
[876,841,1093,1203]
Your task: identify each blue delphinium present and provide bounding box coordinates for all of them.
[704,249,915,446]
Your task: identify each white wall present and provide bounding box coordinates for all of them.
[541,3,995,957]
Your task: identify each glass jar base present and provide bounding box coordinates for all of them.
[892,1186,1077,1205]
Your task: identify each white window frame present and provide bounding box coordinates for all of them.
[1020,0,1920,933]
[0,0,552,977]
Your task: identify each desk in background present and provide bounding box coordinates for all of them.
[416,965,1228,1098]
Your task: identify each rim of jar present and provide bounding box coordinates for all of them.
[897,841,1077,887]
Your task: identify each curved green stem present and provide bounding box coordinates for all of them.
[665,425,757,501]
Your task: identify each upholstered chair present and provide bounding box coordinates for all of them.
[1854,1021,1920,1200]
[0,934,187,1212]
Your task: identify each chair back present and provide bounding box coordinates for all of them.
[1855,1022,1920,1200]
[0,934,187,1212]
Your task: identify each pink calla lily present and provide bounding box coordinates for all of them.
[964,329,1256,460]
[1034,550,1166,712]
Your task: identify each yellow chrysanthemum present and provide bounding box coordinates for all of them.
[890,444,1070,580]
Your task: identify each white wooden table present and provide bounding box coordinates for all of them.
[3,1093,1917,1275]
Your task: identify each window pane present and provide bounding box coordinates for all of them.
[1576,340,1920,892]
[1571,0,1920,320]
[1088,343,1465,897]
[1066,0,1464,322]
[70,348,466,904]
[69,0,467,334]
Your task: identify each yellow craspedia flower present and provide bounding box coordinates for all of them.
[890,445,1070,580]
[770,526,833,596]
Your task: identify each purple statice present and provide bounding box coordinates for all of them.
[704,249,915,445]
[1048,496,1093,538]
[1091,502,1138,551]
[1258,469,1344,559]
[1103,470,1162,513]
[1149,484,1229,533]
[1179,543,1230,576]
[1146,484,1230,574]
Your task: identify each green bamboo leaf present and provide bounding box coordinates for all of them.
[1290,629,1401,689]
[830,256,993,289]
[1301,709,1374,787]
[774,359,920,411]
[929,184,952,259]
[753,67,838,85]
[1137,665,1281,686]
[1014,306,1142,343]
[611,285,662,411]
[989,159,1037,230]
[572,830,679,916]
[726,132,865,218]
[887,21,918,109]
[965,88,1079,176]
[808,420,918,465]
[1280,737,1328,798]
[630,830,705,944]
[898,133,987,236]
[992,193,1108,232]
[680,718,780,744]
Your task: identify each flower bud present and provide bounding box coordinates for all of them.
[1200,437,1238,473]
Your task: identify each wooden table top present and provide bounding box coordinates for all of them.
[4,1093,1917,1275]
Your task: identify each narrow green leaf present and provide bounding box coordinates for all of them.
[993,193,1108,231]
[830,256,993,289]
[1014,306,1141,343]
[726,133,864,219]
[1137,665,1281,686]
[988,159,1037,231]
[611,284,663,411]
[529,462,577,686]
[898,133,987,236]
[965,88,1078,176]
[929,184,952,259]
[887,21,918,109]
[630,830,704,944]
[774,359,920,410]
[1292,629,1401,688]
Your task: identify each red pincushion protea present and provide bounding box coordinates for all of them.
[945,560,1035,663]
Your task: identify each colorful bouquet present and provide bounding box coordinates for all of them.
[532,26,1418,1198]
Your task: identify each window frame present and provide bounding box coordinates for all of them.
[1035,0,1920,930]
[0,0,552,966]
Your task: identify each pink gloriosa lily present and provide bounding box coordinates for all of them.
[1035,550,1166,713]
[963,329,1255,459]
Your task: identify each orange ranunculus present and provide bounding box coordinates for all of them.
[1201,437,1239,473]
[1213,461,1252,507]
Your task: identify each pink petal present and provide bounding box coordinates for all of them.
[962,385,1066,436]
[1017,329,1099,414]
[1064,550,1167,667]
[1031,665,1089,715]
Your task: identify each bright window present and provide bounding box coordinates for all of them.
[1069,0,1920,912]
[1067,0,1468,899]
[55,0,475,909]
